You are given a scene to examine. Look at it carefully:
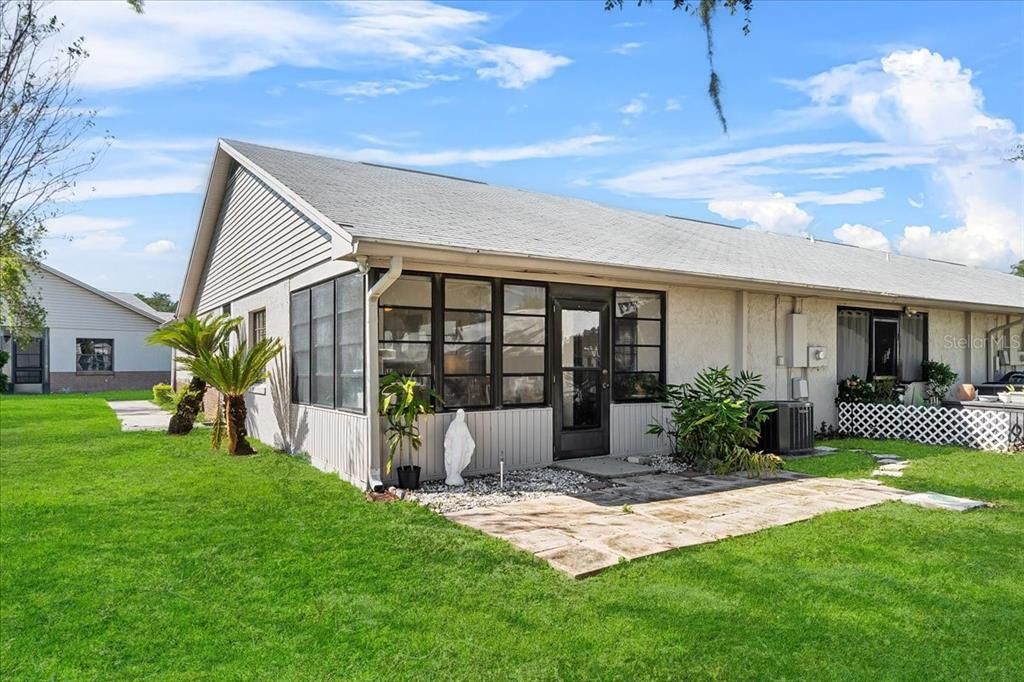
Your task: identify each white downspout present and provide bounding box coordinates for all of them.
[365,255,403,489]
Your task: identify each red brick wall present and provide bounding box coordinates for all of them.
[49,371,169,393]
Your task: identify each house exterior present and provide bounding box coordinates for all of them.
[1,264,172,393]
[177,139,1024,488]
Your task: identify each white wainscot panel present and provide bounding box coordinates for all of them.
[610,402,672,456]
[389,407,554,482]
[290,405,370,486]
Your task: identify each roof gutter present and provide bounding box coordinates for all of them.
[349,238,1024,315]
[364,255,403,490]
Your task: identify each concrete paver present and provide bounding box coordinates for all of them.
[445,472,908,578]
[107,400,169,431]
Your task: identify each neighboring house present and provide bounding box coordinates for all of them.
[177,139,1024,488]
[0,264,171,393]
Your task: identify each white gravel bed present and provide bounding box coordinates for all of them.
[647,452,694,475]
[409,467,606,514]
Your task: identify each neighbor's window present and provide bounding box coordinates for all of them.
[837,307,927,383]
[612,291,663,400]
[291,272,366,411]
[502,283,546,405]
[443,278,492,407]
[379,275,433,387]
[76,338,114,372]
[335,274,365,411]
[250,309,267,344]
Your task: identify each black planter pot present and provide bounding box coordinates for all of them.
[396,465,421,490]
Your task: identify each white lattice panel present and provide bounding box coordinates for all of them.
[838,402,1012,452]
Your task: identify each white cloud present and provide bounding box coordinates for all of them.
[474,45,571,89]
[833,223,892,252]
[788,48,1022,269]
[664,98,681,112]
[619,95,647,117]
[46,215,133,235]
[603,48,1022,269]
[72,232,127,251]
[604,141,924,201]
[791,188,885,205]
[908,195,923,208]
[708,195,813,236]
[289,134,616,167]
[300,79,431,97]
[610,42,644,55]
[70,173,206,201]
[143,239,177,255]
[59,1,569,91]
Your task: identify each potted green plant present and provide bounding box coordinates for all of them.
[379,372,441,490]
[922,360,957,406]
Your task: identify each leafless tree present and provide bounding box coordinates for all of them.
[1,0,110,340]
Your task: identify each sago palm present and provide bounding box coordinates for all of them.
[184,338,283,455]
[147,314,240,435]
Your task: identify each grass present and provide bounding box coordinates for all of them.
[2,395,1023,680]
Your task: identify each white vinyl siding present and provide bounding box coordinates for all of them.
[33,270,158,332]
[197,165,332,313]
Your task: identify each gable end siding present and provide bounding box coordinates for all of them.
[34,272,159,332]
[196,165,333,313]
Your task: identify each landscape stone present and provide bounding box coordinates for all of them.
[902,492,988,512]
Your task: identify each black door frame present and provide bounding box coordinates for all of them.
[550,284,612,459]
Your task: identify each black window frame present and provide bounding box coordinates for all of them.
[441,276,495,409]
[290,271,367,414]
[500,280,549,408]
[837,306,929,383]
[374,271,551,412]
[611,288,666,403]
[75,338,114,374]
[378,272,435,393]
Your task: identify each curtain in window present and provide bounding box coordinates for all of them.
[837,309,869,380]
[899,313,926,382]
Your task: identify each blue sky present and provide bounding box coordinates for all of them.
[44,0,1024,296]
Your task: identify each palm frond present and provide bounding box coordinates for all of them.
[187,337,284,398]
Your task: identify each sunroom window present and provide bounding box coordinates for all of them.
[443,278,492,408]
[612,291,664,400]
[502,283,546,405]
[379,275,433,387]
[290,271,366,412]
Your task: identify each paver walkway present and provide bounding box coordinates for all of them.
[108,400,169,431]
[446,472,906,578]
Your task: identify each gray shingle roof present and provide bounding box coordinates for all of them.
[224,139,1023,311]
[107,291,174,321]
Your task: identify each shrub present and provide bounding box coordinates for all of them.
[172,382,194,408]
[837,375,900,405]
[648,366,777,476]
[0,349,9,393]
[152,383,175,406]
[923,361,957,405]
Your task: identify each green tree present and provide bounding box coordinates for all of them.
[605,0,753,132]
[147,314,240,435]
[184,338,283,455]
[135,291,177,313]
[1012,260,1023,277]
[1,1,110,341]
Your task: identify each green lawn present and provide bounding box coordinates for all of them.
[2,394,1022,680]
